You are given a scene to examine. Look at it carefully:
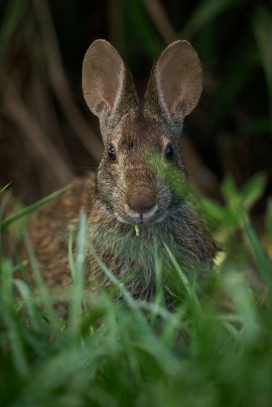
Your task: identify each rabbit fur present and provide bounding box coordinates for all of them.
[23,40,217,302]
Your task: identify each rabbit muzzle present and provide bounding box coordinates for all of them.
[125,185,158,223]
[122,169,163,223]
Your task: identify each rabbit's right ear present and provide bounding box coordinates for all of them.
[145,40,203,139]
[82,40,138,142]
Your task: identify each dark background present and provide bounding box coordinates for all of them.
[0,0,271,212]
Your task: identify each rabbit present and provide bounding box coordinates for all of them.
[22,39,217,303]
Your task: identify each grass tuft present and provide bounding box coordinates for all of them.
[1,178,272,406]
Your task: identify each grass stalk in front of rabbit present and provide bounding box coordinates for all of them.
[2,192,272,406]
[134,223,140,236]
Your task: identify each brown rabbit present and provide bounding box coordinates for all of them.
[23,40,217,302]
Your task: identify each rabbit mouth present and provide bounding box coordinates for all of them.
[115,203,164,224]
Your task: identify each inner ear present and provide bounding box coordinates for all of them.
[94,45,123,115]
[146,40,203,119]
[82,40,124,117]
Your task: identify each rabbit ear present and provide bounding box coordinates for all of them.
[82,40,138,141]
[145,40,203,137]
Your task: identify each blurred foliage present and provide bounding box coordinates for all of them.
[201,172,272,287]
[1,179,272,406]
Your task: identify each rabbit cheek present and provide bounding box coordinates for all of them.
[95,162,120,213]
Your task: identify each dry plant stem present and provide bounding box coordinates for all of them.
[142,0,176,44]
[3,81,72,186]
[30,59,72,165]
[32,0,103,162]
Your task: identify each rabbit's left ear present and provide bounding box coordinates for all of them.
[145,40,203,136]
[82,40,138,141]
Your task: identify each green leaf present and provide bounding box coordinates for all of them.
[241,172,267,210]
[220,174,238,203]
[201,198,226,221]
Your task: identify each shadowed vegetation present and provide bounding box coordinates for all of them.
[1,173,272,406]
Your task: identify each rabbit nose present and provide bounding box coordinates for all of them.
[126,187,156,214]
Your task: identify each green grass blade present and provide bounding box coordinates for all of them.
[0,257,28,376]
[88,242,141,314]
[164,243,201,313]
[69,211,87,337]
[88,243,179,372]
[12,278,41,329]
[0,184,71,231]
[152,242,165,309]
[23,233,60,333]
[68,228,76,281]
[0,182,12,194]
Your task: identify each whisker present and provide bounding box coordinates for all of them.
[115,185,126,196]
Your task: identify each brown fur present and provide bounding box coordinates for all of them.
[22,40,217,303]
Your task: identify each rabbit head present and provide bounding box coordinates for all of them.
[82,40,202,226]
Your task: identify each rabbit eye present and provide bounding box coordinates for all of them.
[165,144,174,159]
[108,145,116,161]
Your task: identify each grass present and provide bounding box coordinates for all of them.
[1,1,272,404]
[1,176,272,407]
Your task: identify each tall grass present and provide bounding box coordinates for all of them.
[1,175,272,407]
